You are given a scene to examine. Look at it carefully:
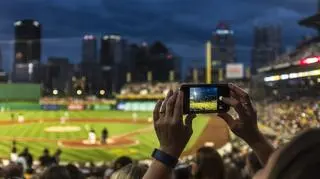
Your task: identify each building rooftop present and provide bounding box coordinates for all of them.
[299,13,320,29]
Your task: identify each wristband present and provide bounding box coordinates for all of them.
[152,149,178,168]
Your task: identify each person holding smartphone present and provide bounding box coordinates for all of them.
[143,84,274,179]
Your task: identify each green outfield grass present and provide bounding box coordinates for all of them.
[0,111,209,162]
[190,101,217,111]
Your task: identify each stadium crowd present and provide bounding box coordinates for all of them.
[1,84,320,179]
[120,82,179,96]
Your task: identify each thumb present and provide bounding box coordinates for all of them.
[185,113,197,130]
[218,113,235,127]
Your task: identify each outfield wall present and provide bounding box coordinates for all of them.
[0,84,40,101]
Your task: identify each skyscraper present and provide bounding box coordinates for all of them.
[100,35,126,94]
[14,19,41,64]
[13,19,41,82]
[211,22,236,68]
[82,35,97,63]
[251,26,282,73]
[100,35,123,66]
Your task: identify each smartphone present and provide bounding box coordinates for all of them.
[180,84,230,114]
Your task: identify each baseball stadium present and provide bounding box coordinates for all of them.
[0,83,230,163]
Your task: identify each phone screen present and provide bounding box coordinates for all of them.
[189,87,218,112]
[181,84,230,114]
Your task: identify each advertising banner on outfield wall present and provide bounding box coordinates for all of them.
[116,101,156,111]
[226,63,244,79]
[41,104,60,111]
[93,104,112,110]
[68,104,85,111]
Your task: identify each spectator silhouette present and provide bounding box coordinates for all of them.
[253,128,320,179]
[66,164,85,179]
[39,148,52,167]
[40,165,71,179]
[114,156,133,171]
[52,149,62,165]
[111,163,147,179]
[193,147,225,179]
[173,165,192,179]
[2,163,23,179]
[19,147,33,169]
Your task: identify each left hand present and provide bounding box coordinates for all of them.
[153,90,196,158]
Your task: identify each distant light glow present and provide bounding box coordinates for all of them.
[142,42,148,47]
[53,89,58,95]
[28,63,33,74]
[264,69,320,82]
[14,21,22,26]
[299,56,320,65]
[280,74,289,80]
[110,35,121,41]
[33,21,40,27]
[103,35,109,40]
[84,35,95,40]
[76,90,82,95]
[216,29,234,35]
[99,90,105,95]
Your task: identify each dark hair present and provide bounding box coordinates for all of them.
[174,165,192,179]
[3,163,23,178]
[194,147,225,179]
[268,129,320,179]
[66,164,85,179]
[111,163,148,179]
[41,166,71,179]
[114,156,133,171]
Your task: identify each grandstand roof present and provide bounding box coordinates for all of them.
[299,13,320,29]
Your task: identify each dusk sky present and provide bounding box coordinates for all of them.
[0,0,317,72]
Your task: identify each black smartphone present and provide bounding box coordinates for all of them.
[180,84,230,114]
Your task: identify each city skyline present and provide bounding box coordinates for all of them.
[0,0,316,72]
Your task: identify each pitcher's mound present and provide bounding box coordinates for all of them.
[45,126,81,133]
[60,137,139,149]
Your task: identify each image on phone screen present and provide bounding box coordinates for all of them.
[189,87,217,112]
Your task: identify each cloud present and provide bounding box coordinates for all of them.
[0,0,317,71]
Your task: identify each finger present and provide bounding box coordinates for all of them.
[228,83,249,100]
[222,97,239,106]
[160,90,173,114]
[185,113,196,131]
[173,91,184,121]
[222,97,246,115]
[166,91,178,118]
[230,90,239,101]
[153,100,163,123]
[218,113,235,127]
[228,84,254,113]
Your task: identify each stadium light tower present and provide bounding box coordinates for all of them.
[53,89,58,95]
[99,90,106,95]
[76,89,82,95]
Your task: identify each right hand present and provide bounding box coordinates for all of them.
[153,90,196,158]
[218,83,260,144]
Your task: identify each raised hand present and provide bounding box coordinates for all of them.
[218,84,274,165]
[153,90,196,157]
[218,83,259,143]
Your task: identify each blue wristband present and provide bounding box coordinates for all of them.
[152,148,178,168]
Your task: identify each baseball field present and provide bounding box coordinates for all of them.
[0,111,210,162]
[190,101,217,111]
